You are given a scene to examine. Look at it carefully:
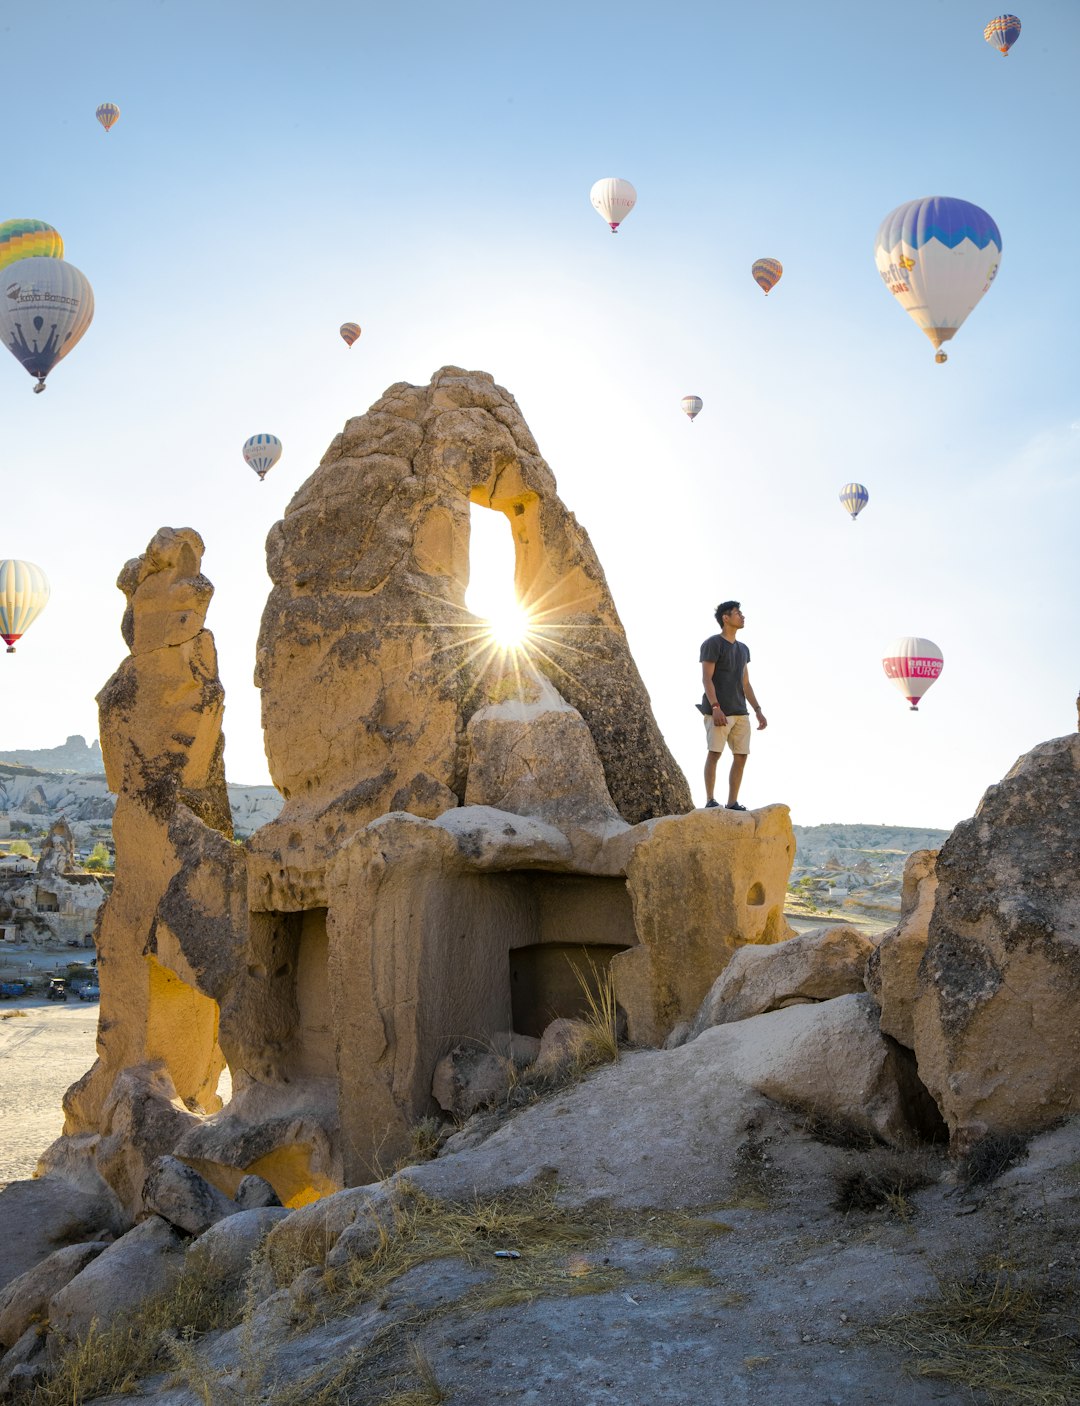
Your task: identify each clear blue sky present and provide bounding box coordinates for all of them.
[1,0,1076,828]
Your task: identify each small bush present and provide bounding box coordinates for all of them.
[833,1156,935,1215]
[960,1131,1032,1188]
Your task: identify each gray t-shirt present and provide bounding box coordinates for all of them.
[699,635,750,715]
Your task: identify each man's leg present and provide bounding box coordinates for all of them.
[704,748,722,803]
[727,752,747,805]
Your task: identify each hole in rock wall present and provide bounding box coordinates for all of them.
[145,954,226,1114]
[465,502,530,649]
[747,882,766,906]
[506,874,635,1038]
[249,909,335,1082]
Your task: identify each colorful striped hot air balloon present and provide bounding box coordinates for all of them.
[882,637,943,711]
[752,258,783,295]
[0,257,95,393]
[874,197,1001,361]
[590,178,637,233]
[984,14,1021,55]
[95,102,120,133]
[339,322,361,347]
[839,483,869,521]
[0,560,50,653]
[681,395,703,422]
[243,434,281,481]
[0,220,63,274]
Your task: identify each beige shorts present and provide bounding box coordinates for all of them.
[704,712,751,755]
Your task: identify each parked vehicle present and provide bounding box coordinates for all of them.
[46,978,68,1002]
[78,984,100,1001]
[0,981,28,999]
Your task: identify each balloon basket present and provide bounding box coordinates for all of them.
[33,381,46,394]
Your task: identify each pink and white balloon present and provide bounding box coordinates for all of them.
[590,178,637,233]
[882,637,943,711]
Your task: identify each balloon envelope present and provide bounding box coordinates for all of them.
[0,257,94,392]
[243,434,281,480]
[839,483,869,520]
[882,637,943,710]
[874,197,1001,358]
[0,560,50,652]
[0,220,63,273]
[984,14,1021,54]
[752,258,783,295]
[590,178,636,232]
[339,322,361,347]
[681,395,703,421]
[96,102,120,132]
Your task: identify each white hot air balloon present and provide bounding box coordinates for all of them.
[590,178,637,233]
[243,434,282,481]
[882,637,944,711]
[0,559,50,653]
[681,395,703,422]
[0,257,94,393]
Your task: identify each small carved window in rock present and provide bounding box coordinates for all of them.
[747,882,766,907]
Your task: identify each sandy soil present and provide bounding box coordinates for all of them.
[0,999,98,1183]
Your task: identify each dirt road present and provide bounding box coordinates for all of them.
[0,999,98,1183]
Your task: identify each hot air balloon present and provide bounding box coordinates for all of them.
[839,483,869,521]
[874,197,1001,361]
[0,560,50,653]
[882,637,943,711]
[590,178,636,233]
[752,258,783,295]
[681,395,703,422]
[0,220,63,274]
[0,257,94,393]
[339,322,361,347]
[243,434,281,481]
[984,14,1021,54]
[96,102,120,133]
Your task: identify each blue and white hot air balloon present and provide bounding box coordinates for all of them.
[839,483,869,521]
[242,434,281,481]
[874,197,1001,363]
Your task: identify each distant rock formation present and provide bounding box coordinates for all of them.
[0,816,105,948]
[0,736,104,774]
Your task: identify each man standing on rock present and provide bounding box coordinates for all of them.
[699,600,767,810]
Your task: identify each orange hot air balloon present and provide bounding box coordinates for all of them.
[752,258,783,295]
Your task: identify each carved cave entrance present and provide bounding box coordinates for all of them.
[254,908,335,1081]
[505,873,635,1039]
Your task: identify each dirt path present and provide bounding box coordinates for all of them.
[0,999,98,1183]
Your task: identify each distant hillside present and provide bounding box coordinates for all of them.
[0,735,104,774]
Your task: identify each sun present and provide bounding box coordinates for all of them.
[484,600,534,651]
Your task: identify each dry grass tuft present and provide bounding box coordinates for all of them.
[32,1255,244,1405]
[402,1117,446,1167]
[658,1264,717,1289]
[568,955,621,1071]
[0,1008,28,1020]
[960,1131,1032,1188]
[869,1268,1080,1405]
[832,1155,936,1215]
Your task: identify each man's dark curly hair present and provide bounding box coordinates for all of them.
[714,600,741,625]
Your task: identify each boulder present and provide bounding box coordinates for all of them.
[234,1174,283,1210]
[431,1045,513,1118]
[185,1207,288,1288]
[913,735,1080,1147]
[536,1017,589,1069]
[0,1241,108,1349]
[48,1215,186,1344]
[0,1178,125,1294]
[0,1325,46,1400]
[864,849,939,1049]
[142,1155,239,1236]
[262,1183,397,1282]
[691,924,874,1034]
[489,1030,541,1070]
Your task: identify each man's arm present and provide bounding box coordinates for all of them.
[743,667,767,730]
[702,661,727,726]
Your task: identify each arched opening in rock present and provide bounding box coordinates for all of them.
[465,501,531,650]
[747,881,766,906]
[145,954,226,1114]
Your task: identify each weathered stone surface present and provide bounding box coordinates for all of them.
[489,1030,541,1069]
[0,1178,125,1295]
[142,1155,239,1236]
[262,1183,397,1277]
[233,1174,283,1210]
[48,1215,186,1344]
[536,1017,589,1069]
[88,1065,204,1214]
[0,1242,107,1349]
[865,850,939,1049]
[185,1207,288,1288]
[249,366,691,914]
[431,1045,513,1118]
[612,806,795,1046]
[691,925,874,1035]
[913,735,1080,1146]
[0,1325,46,1400]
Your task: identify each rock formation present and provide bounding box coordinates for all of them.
[41,370,794,1212]
[912,734,1080,1147]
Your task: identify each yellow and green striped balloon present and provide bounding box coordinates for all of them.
[0,219,64,274]
[0,560,50,653]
